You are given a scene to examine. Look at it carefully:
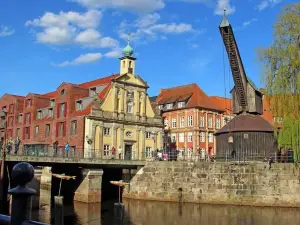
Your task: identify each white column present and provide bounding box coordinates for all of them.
[120,87,124,114]
[141,129,145,160]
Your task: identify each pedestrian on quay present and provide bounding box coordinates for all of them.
[117,146,122,159]
[65,142,69,158]
[14,136,21,154]
[111,147,116,159]
[53,140,59,156]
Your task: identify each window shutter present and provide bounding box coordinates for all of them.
[63,122,66,136]
[64,103,67,117]
[56,123,59,137]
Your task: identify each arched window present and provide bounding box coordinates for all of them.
[122,61,125,68]
[129,61,132,68]
[127,101,133,113]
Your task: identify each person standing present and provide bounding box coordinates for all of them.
[14,137,21,154]
[111,147,116,159]
[65,142,69,158]
[117,146,122,159]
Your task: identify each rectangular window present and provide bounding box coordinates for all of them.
[58,122,65,137]
[25,113,31,124]
[71,121,77,135]
[188,132,193,142]
[50,99,55,107]
[104,144,110,156]
[166,103,173,109]
[179,133,184,143]
[164,119,169,128]
[59,103,65,118]
[172,118,177,128]
[180,117,185,128]
[200,116,205,127]
[216,118,221,129]
[35,126,39,137]
[18,114,23,123]
[200,132,205,142]
[178,102,185,108]
[9,104,14,114]
[171,134,176,143]
[49,108,54,118]
[208,133,213,143]
[104,128,110,136]
[146,132,152,139]
[16,128,20,138]
[208,117,213,128]
[90,88,97,96]
[25,127,30,139]
[146,147,152,158]
[45,124,50,138]
[37,110,43,120]
[188,116,193,127]
[76,100,83,111]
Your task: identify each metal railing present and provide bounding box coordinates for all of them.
[1,145,295,164]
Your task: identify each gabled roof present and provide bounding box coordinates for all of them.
[156,83,224,112]
[209,96,232,115]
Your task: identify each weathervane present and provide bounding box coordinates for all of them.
[224,8,226,17]
[127,32,132,45]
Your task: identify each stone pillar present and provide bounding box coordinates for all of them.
[120,87,124,114]
[27,168,42,209]
[154,132,157,150]
[112,126,117,149]
[142,92,146,122]
[141,129,145,160]
[99,125,104,159]
[135,129,140,160]
[120,127,124,159]
[135,90,140,116]
[74,169,103,203]
[113,87,118,118]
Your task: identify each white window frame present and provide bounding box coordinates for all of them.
[208,133,213,143]
[146,132,152,139]
[178,102,185,108]
[208,117,213,128]
[158,105,163,110]
[188,116,193,127]
[103,144,110,156]
[172,118,177,128]
[166,103,173,109]
[179,117,185,128]
[48,108,54,118]
[179,133,184,143]
[146,147,152,158]
[200,116,205,127]
[200,132,205,142]
[76,100,83,111]
[216,118,221,129]
[187,132,193,142]
[164,119,169,128]
[104,128,111,136]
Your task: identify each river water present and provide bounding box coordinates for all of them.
[31,189,300,225]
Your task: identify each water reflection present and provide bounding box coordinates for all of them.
[33,190,300,225]
[123,199,300,225]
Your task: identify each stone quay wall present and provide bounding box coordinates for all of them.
[41,167,52,190]
[123,161,300,207]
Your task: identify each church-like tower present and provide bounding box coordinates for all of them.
[119,36,136,75]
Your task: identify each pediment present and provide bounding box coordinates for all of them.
[114,73,148,88]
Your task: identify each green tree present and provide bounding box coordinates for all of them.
[258,4,300,160]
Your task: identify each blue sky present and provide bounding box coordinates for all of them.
[0,0,296,98]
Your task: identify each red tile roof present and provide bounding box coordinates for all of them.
[156,83,224,112]
[79,74,119,89]
[209,96,232,115]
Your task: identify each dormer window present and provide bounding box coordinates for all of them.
[90,88,97,96]
[178,101,185,108]
[49,108,54,118]
[61,89,65,96]
[158,105,163,110]
[76,100,83,111]
[27,99,32,107]
[166,103,173,109]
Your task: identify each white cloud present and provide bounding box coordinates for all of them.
[256,0,282,11]
[0,25,15,37]
[136,13,160,28]
[215,0,236,15]
[148,23,194,33]
[54,53,102,67]
[234,18,258,31]
[104,48,123,58]
[73,0,165,13]
[26,10,119,49]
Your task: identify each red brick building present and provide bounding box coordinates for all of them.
[154,83,233,156]
[0,74,119,155]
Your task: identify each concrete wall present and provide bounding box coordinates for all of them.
[123,162,300,207]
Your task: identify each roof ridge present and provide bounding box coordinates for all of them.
[161,83,196,91]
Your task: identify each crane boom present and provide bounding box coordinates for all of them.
[219,13,249,113]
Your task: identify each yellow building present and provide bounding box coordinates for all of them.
[83,41,164,160]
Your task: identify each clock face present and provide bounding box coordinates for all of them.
[126,131,133,137]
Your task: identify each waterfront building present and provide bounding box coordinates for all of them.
[152,84,233,156]
[0,41,164,159]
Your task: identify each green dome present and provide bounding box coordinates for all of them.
[123,43,134,57]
